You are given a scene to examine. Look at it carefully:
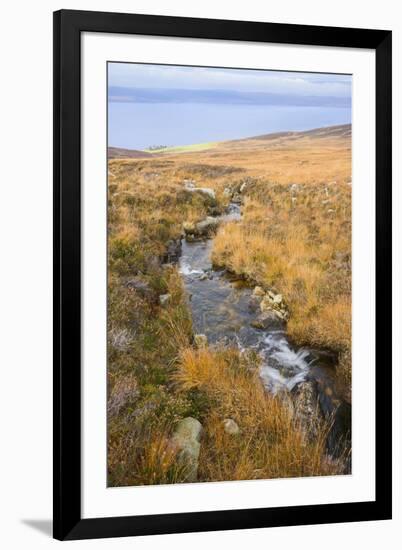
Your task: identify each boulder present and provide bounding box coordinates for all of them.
[195,216,220,236]
[194,334,208,348]
[164,239,182,263]
[184,186,216,201]
[272,293,283,304]
[260,294,289,320]
[260,295,273,313]
[223,418,240,435]
[251,311,285,330]
[293,380,322,441]
[183,221,196,234]
[184,217,220,238]
[195,187,216,200]
[171,417,203,482]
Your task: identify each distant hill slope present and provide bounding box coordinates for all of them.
[108,124,351,160]
[108,147,154,159]
[250,124,351,142]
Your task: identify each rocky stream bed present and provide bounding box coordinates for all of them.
[173,189,351,470]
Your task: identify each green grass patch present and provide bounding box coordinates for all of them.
[143,141,219,154]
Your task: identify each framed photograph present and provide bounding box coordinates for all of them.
[53,9,392,540]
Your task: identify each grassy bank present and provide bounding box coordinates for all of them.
[212,179,351,400]
[107,158,209,486]
[176,347,343,480]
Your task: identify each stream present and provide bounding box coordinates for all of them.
[179,203,351,463]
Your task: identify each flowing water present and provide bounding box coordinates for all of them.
[179,203,351,460]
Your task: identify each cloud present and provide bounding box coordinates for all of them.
[108,63,352,100]
[108,86,350,108]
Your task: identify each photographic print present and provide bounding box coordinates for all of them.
[107,62,352,487]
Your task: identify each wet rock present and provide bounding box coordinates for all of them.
[164,239,182,263]
[184,217,220,239]
[184,186,216,201]
[171,417,203,482]
[194,334,208,348]
[195,216,220,236]
[183,216,219,240]
[251,311,285,330]
[183,220,196,234]
[272,293,283,304]
[248,296,261,312]
[293,380,323,441]
[253,286,265,298]
[260,294,289,321]
[260,296,271,312]
[159,293,171,306]
[223,418,240,435]
[199,271,213,281]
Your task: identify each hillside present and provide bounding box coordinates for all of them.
[108,124,351,161]
[247,123,351,142]
[108,147,154,159]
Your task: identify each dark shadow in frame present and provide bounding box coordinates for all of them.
[53,9,392,541]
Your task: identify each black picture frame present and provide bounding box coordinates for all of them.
[53,9,392,541]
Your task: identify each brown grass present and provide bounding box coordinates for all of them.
[175,347,344,480]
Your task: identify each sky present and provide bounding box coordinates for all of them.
[108,63,352,150]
